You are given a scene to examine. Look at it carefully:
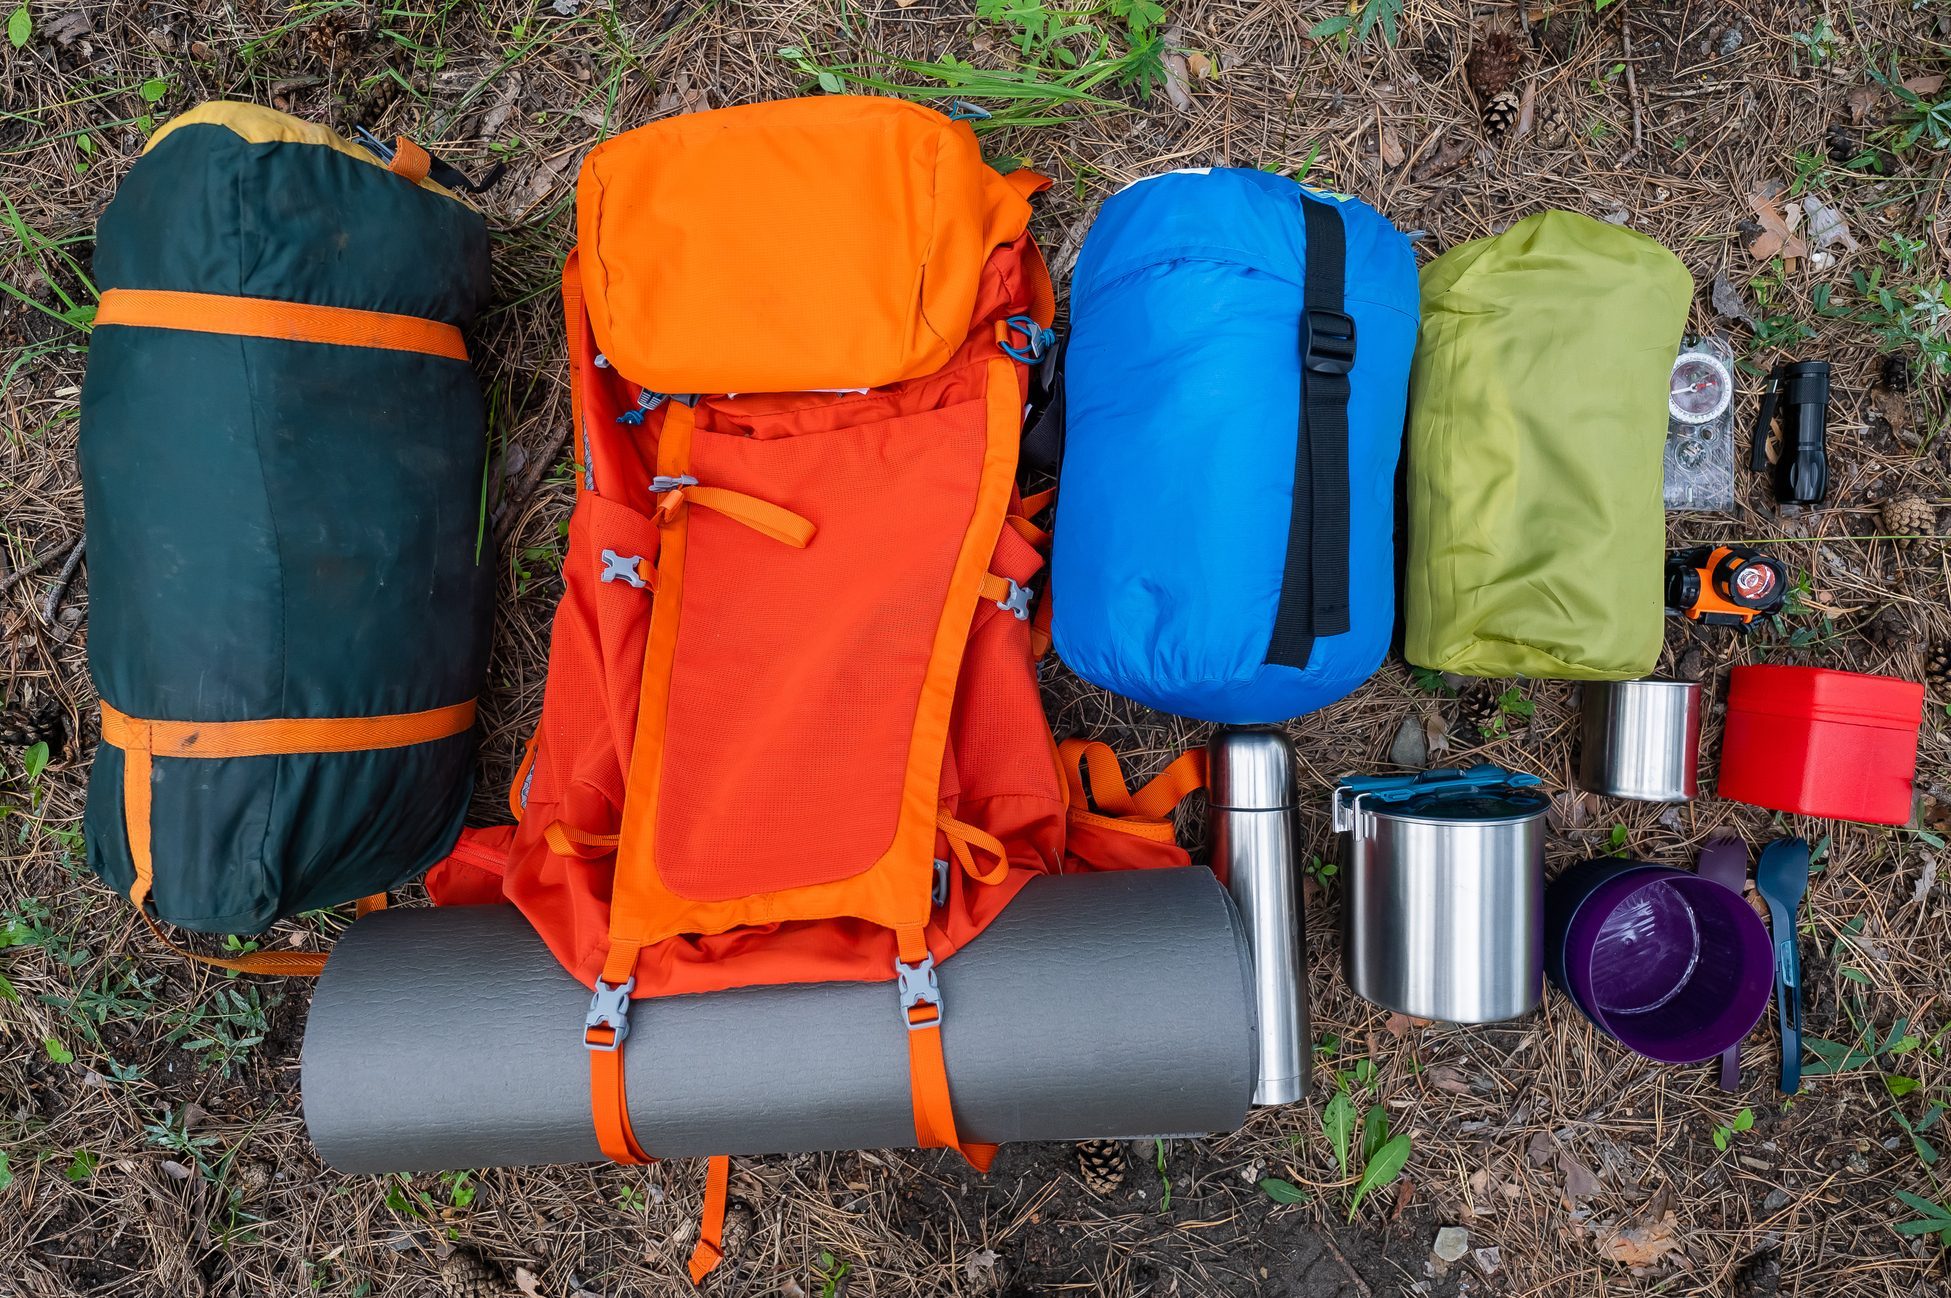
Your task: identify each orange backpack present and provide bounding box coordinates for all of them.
[427,96,1204,1279]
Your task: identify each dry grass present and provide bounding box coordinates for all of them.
[4,0,1951,1295]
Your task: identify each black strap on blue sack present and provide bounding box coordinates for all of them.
[1265,194,1355,670]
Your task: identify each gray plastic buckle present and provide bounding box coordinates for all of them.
[599,549,647,589]
[995,580,1033,621]
[931,857,951,907]
[895,955,941,1030]
[650,475,699,494]
[584,976,635,1051]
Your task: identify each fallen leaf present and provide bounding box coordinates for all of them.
[1904,74,1947,96]
[1710,273,1761,332]
[963,1249,1000,1283]
[895,0,920,7]
[1594,1209,1683,1270]
[1378,123,1405,168]
[1914,855,1937,905]
[477,74,525,142]
[1412,132,1477,182]
[781,1283,808,1298]
[1515,82,1537,139]
[1389,714,1427,768]
[1558,1149,1603,1202]
[43,10,91,47]
[1847,85,1882,125]
[1186,51,1216,79]
[1802,196,1859,252]
[1423,711,1452,756]
[1526,1131,1557,1166]
[1427,1066,1472,1096]
[1746,183,1808,262]
[161,1160,192,1181]
[515,1267,546,1298]
[1384,1011,1429,1038]
[1870,384,1912,437]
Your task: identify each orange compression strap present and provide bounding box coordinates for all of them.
[95,289,468,361]
[897,926,998,1171]
[1058,738,1207,819]
[587,942,652,1165]
[99,698,476,977]
[388,137,432,183]
[687,1155,732,1282]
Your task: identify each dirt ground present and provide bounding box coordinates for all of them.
[5,0,1951,1294]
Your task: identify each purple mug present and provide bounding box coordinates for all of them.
[1545,859,1773,1064]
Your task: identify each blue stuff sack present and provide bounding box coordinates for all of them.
[1049,167,1418,724]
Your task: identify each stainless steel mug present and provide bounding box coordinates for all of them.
[1335,766,1550,1024]
[1208,727,1309,1105]
[1577,678,1702,803]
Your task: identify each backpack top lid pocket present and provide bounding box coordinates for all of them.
[1051,167,1419,725]
[576,95,1039,396]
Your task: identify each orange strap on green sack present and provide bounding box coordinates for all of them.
[96,288,468,361]
[98,698,475,976]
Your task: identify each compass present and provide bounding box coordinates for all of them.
[1669,349,1734,425]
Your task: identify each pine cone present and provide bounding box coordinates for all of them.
[1881,354,1913,394]
[1456,682,1503,736]
[1536,100,1571,148]
[1411,33,1451,83]
[1463,28,1524,102]
[439,1250,505,1298]
[1883,495,1937,547]
[0,698,63,755]
[1926,642,1951,695]
[1483,88,1522,141]
[1076,1138,1127,1195]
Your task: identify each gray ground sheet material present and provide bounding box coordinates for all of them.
[302,866,1257,1172]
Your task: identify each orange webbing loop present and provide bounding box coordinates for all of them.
[544,821,621,858]
[655,483,815,549]
[353,893,388,918]
[1020,488,1056,518]
[687,1155,732,1283]
[897,926,999,1171]
[937,810,1010,886]
[1029,588,1054,660]
[96,289,467,361]
[388,137,432,184]
[101,698,476,977]
[1057,739,1207,819]
[589,943,652,1165]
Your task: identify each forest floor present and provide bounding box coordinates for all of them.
[4,0,1951,1295]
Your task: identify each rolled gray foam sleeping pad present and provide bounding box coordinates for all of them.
[302,866,1255,1173]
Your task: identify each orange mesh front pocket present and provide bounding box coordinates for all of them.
[657,398,987,899]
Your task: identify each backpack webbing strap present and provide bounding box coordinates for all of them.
[687,1155,732,1282]
[98,699,473,976]
[897,925,999,1172]
[1265,194,1356,670]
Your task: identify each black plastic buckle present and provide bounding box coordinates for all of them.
[1302,308,1357,377]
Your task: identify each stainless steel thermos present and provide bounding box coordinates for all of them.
[1576,677,1702,803]
[1207,727,1309,1105]
[1335,766,1550,1024]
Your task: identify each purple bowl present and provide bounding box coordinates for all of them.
[1555,866,1773,1064]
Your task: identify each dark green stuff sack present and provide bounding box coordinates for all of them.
[80,103,493,941]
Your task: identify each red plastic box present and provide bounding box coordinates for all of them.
[1717,666,1924,825]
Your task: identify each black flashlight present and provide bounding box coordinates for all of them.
[1751,360,1829,505]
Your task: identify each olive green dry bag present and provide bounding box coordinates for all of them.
[80,103,493,946]
[1403,210,1690,680]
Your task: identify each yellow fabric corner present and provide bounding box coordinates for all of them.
[145,101,463,203]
